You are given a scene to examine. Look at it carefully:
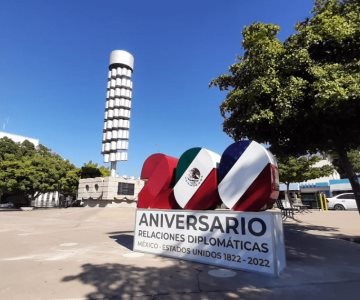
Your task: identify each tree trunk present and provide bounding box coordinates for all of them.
[25,193,33,207]
[336,146,360,215]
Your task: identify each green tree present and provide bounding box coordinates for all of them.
[0,138,37,201]
[19,140,36,157]
[0,160,21,200]
[14,150,74,205]
[0,137,21,161]
[59,168,80,198]
[278,155,334,201]
[0,138,80,206]
[211,0,360,212]
[80,161,110,179]
[16,155,59,202]
[348,150,360,174]
[99,166,110,177]
[331,148,360,178]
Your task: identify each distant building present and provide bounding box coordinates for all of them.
[299,178,357,196]
[77,176,144,207]
[0,131,39,147]
[278,159,357,208]
[279,158,341,193]
[300,158,341,184]
[33,192,60,208]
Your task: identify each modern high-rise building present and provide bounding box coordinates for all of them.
[101,50,134,177]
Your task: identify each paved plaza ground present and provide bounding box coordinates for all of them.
[0,207,359,299]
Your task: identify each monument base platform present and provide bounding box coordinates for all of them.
[134,209,286,276]
[77,176,144,208]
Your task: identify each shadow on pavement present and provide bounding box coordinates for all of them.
[62,223,360,299]
[109,233,134,251]
[62,260,208,300]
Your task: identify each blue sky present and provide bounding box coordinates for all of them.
[0,0,313,176]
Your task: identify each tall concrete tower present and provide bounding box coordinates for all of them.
[101,50,134,177]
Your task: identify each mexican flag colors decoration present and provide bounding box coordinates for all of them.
[173,148,221,210]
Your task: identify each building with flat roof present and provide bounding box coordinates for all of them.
[0,131,39,147]
[77,176,144,207]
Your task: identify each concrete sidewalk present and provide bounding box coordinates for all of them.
[0,208,359,299]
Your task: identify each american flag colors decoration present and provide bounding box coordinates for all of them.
[218,141,279,211]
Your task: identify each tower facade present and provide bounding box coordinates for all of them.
[101,50,134,177]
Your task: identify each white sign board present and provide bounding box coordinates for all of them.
[134,209,286,276]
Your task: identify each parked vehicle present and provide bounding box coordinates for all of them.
[327,193,358,210]
[0,202,14,208]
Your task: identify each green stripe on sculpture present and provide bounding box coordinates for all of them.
[174,147,201,184]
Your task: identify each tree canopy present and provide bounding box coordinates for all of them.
[0,138,79,205]
[278,155,334,200]
[0,138,112,206]
[211,0,360,212]
[80,161,110,179]
[331,148,360,177]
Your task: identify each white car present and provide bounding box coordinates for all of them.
[327,193,358,210]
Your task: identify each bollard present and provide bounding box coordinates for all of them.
[319,193,324,211]
[324,194,328,211]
